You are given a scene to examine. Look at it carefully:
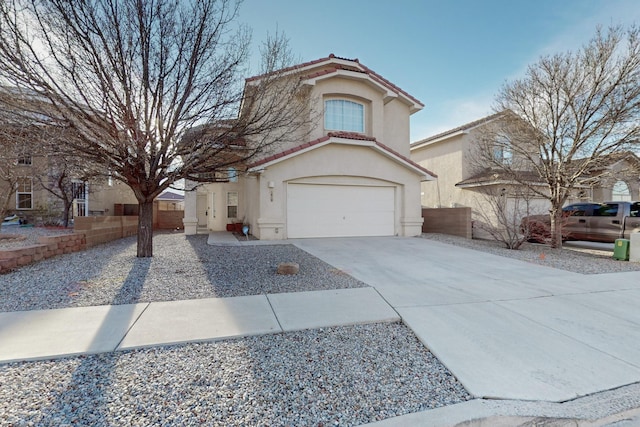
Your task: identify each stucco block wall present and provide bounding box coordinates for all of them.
[155,211,184,230]
[0,234,86,273]
[422,207,472,239]
[74,216,138,247]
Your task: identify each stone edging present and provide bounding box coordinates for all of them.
[0,233,86,273]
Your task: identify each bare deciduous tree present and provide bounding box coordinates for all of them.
[0,0,311,256]
[36,153,95,228]
[472,186,543,249]
[477,26,640,248]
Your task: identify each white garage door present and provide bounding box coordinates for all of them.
[287,183,395,238]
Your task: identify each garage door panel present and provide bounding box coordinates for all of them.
[287,184,395,238]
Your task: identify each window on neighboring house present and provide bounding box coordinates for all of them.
[227,191,238,218]
[324,99,364,133]
[16,177,33,209]
[492,146,512,165]
[228,167,238,183]
[492,134,512,165]
[612,180,631,201]
[199,172,217,181]
[17,153,32,166]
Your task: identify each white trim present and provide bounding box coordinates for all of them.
[410,130,468,151]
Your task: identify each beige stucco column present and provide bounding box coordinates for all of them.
[183,184,198,235]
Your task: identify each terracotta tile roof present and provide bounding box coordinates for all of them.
[248,135,330,168]
[373,141,437,178]
[245,55,335,82]
[356,63,424,109]
[327,131,376,141]
[246,54,423,108]
[248,132,436,178]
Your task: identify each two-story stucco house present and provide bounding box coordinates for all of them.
[183,54,435,239]
[410,112,640,232]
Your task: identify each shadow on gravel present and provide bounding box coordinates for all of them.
[0,236,139,312]
[36,259,150,424]
[185,234,368,298]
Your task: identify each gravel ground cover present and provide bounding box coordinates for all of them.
[0,323,470,426]
[4,229,634,426]
[421,233,640,274]
[0,231,471,425]
[0,232,367,312]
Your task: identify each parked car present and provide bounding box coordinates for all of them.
[522,201,640,243]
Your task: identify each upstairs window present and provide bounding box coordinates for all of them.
[228,167,238,183]
[17,153,32,166]
[16,177,33,209]
[492,134,512,165]
[612,180,631,201]
[324,99,364,133]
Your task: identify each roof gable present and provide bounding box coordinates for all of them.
[248,132,436,180]
[246,54,424,114]
[411,111,506,150]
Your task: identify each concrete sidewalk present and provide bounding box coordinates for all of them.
[5,232,640,426]
[0,287,398,363]
[293,237,640,403]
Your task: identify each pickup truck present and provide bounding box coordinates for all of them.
[523,201,640,243]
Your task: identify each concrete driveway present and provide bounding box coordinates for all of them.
[292,236,640,402]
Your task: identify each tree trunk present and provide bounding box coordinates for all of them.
[62,199,72,228]
[549,207,563,249]
[137,200,154,257]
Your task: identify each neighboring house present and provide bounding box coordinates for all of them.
[576,151,640,202]
[183,54,436,239]
[410,113,640,233]
[156,191,185,211]
[1,165,139,224]
[0,91,140,225]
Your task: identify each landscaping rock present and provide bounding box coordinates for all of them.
[277,262,299,275]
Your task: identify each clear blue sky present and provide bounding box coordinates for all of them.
[239,0,640,142]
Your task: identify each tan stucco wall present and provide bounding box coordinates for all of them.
[184,61,422,238]
[88,180,137,214]
[382,100,411,156]
[410,129,551,237]
[186,180,245,232]
[254,73,415,159]
[308,77,382,142]
[249,143,423,240]
[411,134,467,208]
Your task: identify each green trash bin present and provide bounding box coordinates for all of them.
[613,238,630,261]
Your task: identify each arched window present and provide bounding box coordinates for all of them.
[612,180,631,201]
[324,99,364,132]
